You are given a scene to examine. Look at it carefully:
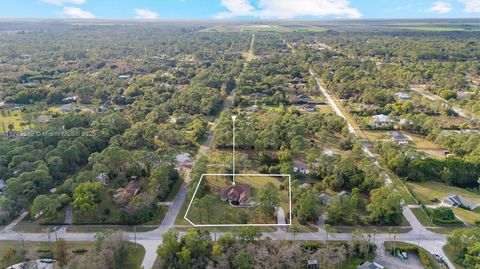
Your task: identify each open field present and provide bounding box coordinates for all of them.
[362,130,445,158]
[202,24,326,33]
[0,110,27,130]
[408,133,446,158]
[392,22,480,31]
[407,181,480,205]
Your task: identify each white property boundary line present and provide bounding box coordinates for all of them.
[184,173,292,227]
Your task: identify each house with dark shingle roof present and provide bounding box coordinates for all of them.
[219,184,251,206]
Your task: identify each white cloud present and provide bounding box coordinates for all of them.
[42,0,86,5]
[258,0,361,19]
[214,0,361,19]
[62,7,95,18]
[427,1,452,14]
[458,0,480,13]
[214,0,256,18]
[134,8,159,19]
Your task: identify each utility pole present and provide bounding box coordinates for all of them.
[134,225,137,249]
[231,115,237,185]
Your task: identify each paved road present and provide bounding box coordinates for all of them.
[309,68,392,185]
[2,211,27,233]
[411,84,479,122]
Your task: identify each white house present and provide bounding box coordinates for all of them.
[0,179,5,195]
[372,114,394,127]
[394,92,411,100]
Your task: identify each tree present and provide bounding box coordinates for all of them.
[296,189,320,224]
[288,224,300,240]
[73,182,102,214]
[366,186,402,225]
[235,227,262,242]
[149,164,178,199]
[447,228,480,267]
[324,224,336,241]
[31,195,61,219]
[233,250,253,269]
[256,182,280,221]
[432,207,455,221]
[157,229,180,267]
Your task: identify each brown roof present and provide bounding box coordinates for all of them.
[219,184,251,202]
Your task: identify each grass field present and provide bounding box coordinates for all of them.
[202,25,326,33]
[452,207,480,226]
[393,23,480,32]
[0,110,27,130]
[410,207,435,227]
[407,181,480,205]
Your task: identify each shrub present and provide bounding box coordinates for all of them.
[71,248,88,254]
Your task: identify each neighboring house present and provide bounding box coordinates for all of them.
[62,96,78,103]
[219,184,251,206]
[94,173,109,185]
[0,179,5,195]
[293,161,310,175]
[0,103,24,110]
[357,261,385,269]
[23,82,39,88]
[307,260,318,269]
[389,131,410,146]
[296,94,312,102]
[114,181,139,202]
[318,193,332,205]
[338,190,350,197]
[36,115,53,123]
[176,153,194,171]
[250,92,268,100]
[456,91,476,100]
[394,92,410,100]
[59,103,77,113]
[372,114,393,127]
[298,104,316,112]
[442,194,480,210]
[247,105,259,112]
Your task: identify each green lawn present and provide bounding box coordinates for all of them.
[124,242,146,269]
[452,208,480,226]
[410,207,435,227]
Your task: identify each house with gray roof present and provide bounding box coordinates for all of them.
[443,194,480,210]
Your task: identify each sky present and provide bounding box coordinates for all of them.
[0,0,479,19]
